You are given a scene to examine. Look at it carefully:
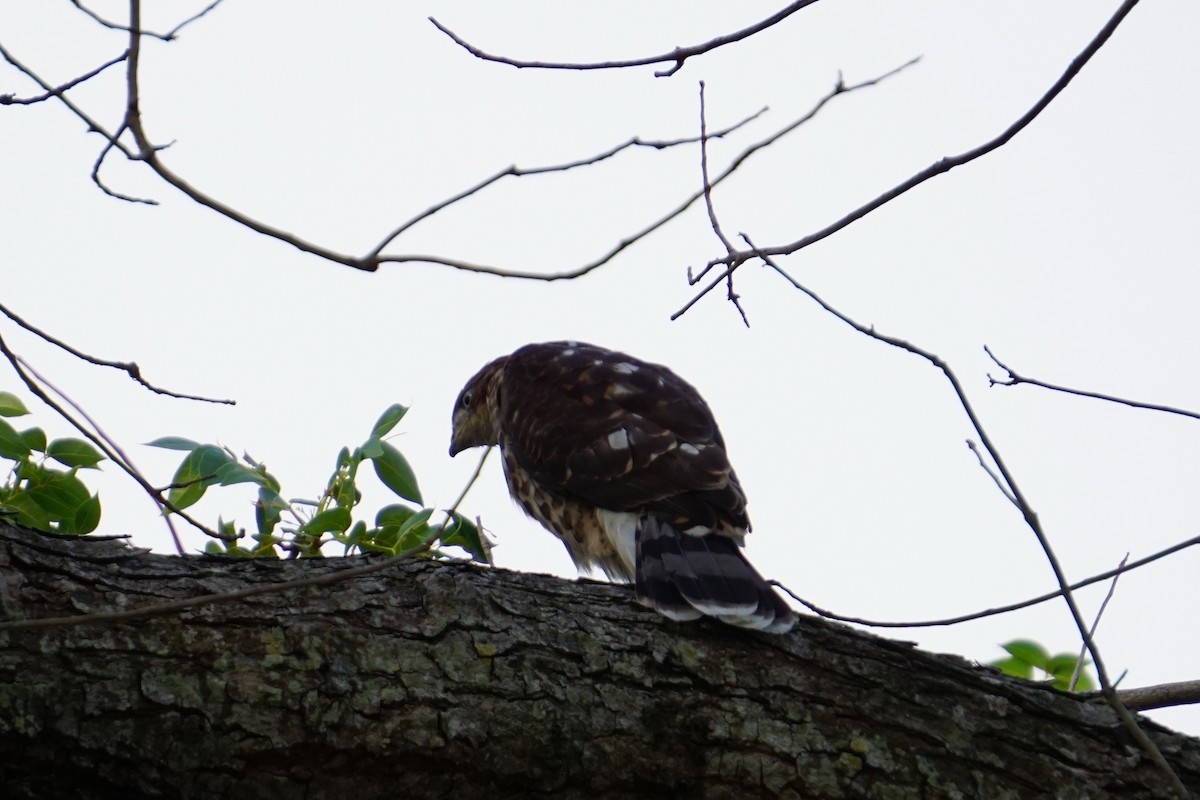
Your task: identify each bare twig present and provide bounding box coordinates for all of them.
[368,106,769,259]
[747,232,1186,797]
[772,531,1200,630]
[0,301,233,404]
[0,50,127,105]
[696,82,748,327]
[440,446,495,565]
[0,329,217,548]
[89,120,157,204]
[966,439,1017,507]
[120,53,911,279]
[68,0,224,41]
[0,41,138,160]
[1072,553,1128,691]
[431,1,820,78]
[1082,681,1200,712]
[673,0,1142,321]
[986,346,1200,422]
[444,446,492,520]
[12,11,909,283]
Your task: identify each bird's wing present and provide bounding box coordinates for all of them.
[499,341,750,535]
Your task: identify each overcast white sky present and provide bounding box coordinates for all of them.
[4,2,1199,736]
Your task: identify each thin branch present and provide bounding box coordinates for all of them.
[772,531,1200,630]
[1072,553,1128,691]
[68,0,224,41]
[431,1,820,78]
[367,105,768,259]
[0,50,127,106]
[747,231,1186,797]
[382,59,913,281]
[673,0,1142,320]
[1083,681,1200,713]
[444,446,492,520]
[122,58,910,280]
[162,0,226,40]
[696,82,748,327]
[88,119,157,204]
[0,301,233,404]
[13,356,189,556]
[439,446,495,565]
[966,439,1018,507]
[17,11,908,283]
[986,346,1200,422]
[0,329,217,547]
[0,40,138,160]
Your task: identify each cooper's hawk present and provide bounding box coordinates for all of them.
[449,341,796,634]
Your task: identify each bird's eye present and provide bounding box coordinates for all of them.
[461,390,473,409]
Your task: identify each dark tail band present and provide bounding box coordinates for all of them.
[635,516,796,634]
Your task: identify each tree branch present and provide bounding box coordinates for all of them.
[0,50,126,106]
[986,345,1200,421]
[747,236,1187,797]
[430,1,821,78]
[0,301,233,405]
[68,0,224,41]
[773,531,1200,630]
[673,0,1142,320]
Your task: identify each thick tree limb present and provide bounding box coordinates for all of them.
[0,522,1197,799]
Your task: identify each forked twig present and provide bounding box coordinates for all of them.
[674,0,1143,320]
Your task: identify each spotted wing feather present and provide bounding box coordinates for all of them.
[499,342,748,536]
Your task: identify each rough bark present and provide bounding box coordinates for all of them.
[0,522,1195,799]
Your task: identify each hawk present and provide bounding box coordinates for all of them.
[449,341,796,634]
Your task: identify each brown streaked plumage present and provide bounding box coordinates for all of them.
[450,341,795,634]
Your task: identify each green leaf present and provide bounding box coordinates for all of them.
[371,441,422,504]
[15,459,48,484]
[1045,653,1087,678]
[166,445,233,510]
[256,466,282,494]
[216,516,240,541]
[146,436,203,452]
[255,487,287,535]
[334,476,360,510]
[343,519,367,543]
[0,418,32,460]
[46,437,106,469]
[26,471,91,518]
[368,525,400,552]
[999,639,1051,669]
[441,511,489,563]
[370,403,409,439]
[71,493,101,534]
[0,492,52,531]
[376,504,418,528]
[303,507,352,536]
[989,656,1033,680]
[395,507,435,546]
[20,427,47,453]
[0,392,30,417]
[359,436,384,460]
[215,462,265,487]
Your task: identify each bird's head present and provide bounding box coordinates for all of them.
[449,356,506,457]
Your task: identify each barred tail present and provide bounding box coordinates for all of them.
[635,516,797,634]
